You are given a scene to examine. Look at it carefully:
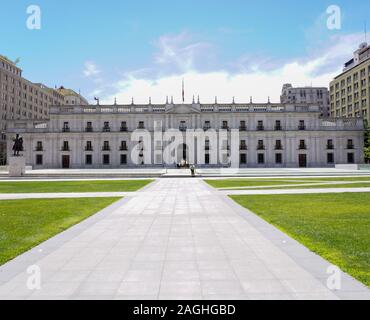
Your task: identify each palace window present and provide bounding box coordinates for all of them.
[257,153,265,164]
[203,121,211,131]
[138,121,145,129]
[275,140,283,150]
[36,141,43,151]
[240,153,247,164]
[62,141,69,151]
[327,139,334,150]
[120,154,127,165]
[347,139,354,149]
[120,141,127,151]
[299,140,307,150]
[275,120,282,130]
[85,141,93,151]
[103,154,110,165]
[120,121,128,132]
[102,141,110,151]
[221,121,229,130]
[298,120,306,130]
[86,122,93,132]
[327,153,334,164]
[85,154,92,165]
[62,122,70,132]
[239,121,246,131]
[36,154,43,165]
[257,140,265,150]
[205,154,210,164]
[240,140,247,150]
[205,139,210,151]
[179,121,187,132]
[103,122,110,132]
[257,121,264,131]
[275,153,282,164]
[347,153,354,164]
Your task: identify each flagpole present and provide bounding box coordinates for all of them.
[182,78,185,103]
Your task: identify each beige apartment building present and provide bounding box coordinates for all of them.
[330,42,370,125]
[0,55,88,164]
[281,84,330,117]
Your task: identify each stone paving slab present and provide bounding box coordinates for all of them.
[0,178,368,300]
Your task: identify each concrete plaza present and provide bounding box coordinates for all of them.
[0,177,369,300]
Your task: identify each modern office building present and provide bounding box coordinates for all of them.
[281,84,330,117]
[329,42,370,124]
[6,101,364,169]
[0,55,87,164]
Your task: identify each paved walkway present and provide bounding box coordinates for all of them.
[0,178,369,300]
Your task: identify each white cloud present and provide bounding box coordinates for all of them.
[153,31,213,73]
[99,32,364,105]
[83,61,101,77]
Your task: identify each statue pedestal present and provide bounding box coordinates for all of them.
[9,156,26,177]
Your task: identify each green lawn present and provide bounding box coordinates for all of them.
[242,182,370,190]
[205,176,370,189]
[230,193,370,287]
[0,179,154,193]
[0,197,121,265]
[205,179,315,189]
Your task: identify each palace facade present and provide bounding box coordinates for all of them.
[6,102,365,168]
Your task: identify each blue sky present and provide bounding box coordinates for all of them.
[1,0,369,103]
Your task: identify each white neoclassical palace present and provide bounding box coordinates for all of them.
[6,101,365,169]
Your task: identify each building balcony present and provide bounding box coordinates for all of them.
[85,147,93,151]
[85,127,93,132]
[221,126,230,131]
[257,125,264,131]
[298,125,306,130]
[275,126,282,131]
[239,146,247,150]
[137,126,145,130]
[347,144,355,149]
[179,127,187,132]
[299,145,307,150]
[102,147,111,151]
[239,126,247,131]
[203,126,211,131]
[62,127,70,132]
[326,145,334,150]
[257,146,265,150]
[275,146,283,150]
[35,147,43,151]
[120,127,128,132]
[61,148,70,151]
[102,127,111,132]
[120,147,128,151]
